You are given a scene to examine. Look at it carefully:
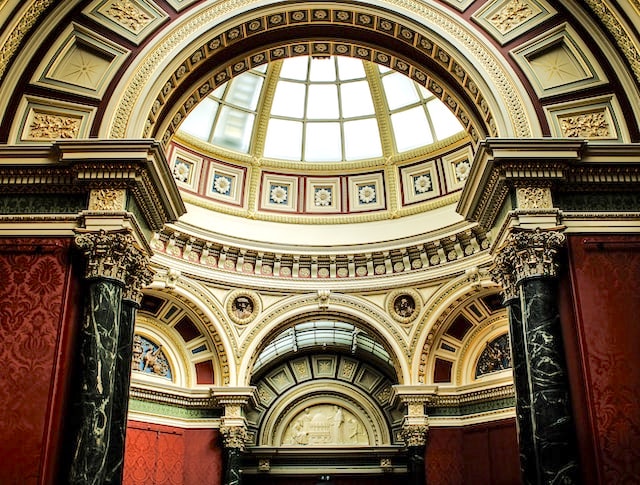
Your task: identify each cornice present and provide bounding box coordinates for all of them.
[458,139,640,230]
[149,222,492,288]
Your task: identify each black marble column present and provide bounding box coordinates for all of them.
[104,257,153,485]
[493,228,579,485]
[520,277,578,484]
[221,425,248,485]
[70,230,149,485]
[401,424,428,485]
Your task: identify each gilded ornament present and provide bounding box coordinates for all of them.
[560,111,610,138]
[107,0,152,32]
[516,186,553,209]
[88,188,126,211]
[28,113,80,139]
[400,424,428,447]
[488,0,534,34]
[219,425,249,450]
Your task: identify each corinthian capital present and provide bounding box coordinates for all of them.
[492,228,565,290]
[400,424,429,448]
[122,251,154,304]
[219,425,249,451]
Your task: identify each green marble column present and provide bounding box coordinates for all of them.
[221,425,248,485]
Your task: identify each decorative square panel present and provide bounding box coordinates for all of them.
[256,382,277,406]
[337,357,359,381]
[290,358,312,382]
[266,366,295,393]
[31,23,129,99]
[312,355,337,378]
[261,173,298,212]
[544,95,628,142]
[400,160,441,205]
[206,160,245,206]
[442,145,474,192]
[348,172,385,212]
[473,0,557,45]
[511,24,608,98]
[13,96,96,143]
[305,177,341,213]
[168,145,202,192]
[354,366,383,392]
[83,0,168,45]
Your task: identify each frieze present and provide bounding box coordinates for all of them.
[88,188,127,211]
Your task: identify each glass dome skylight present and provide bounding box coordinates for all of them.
[179,56,464,163]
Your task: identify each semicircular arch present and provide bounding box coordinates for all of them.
[237,292,411,386]
[103,0,539,143]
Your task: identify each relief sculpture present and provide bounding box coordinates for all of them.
[282,404,369,446]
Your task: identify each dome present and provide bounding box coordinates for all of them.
[179,55,464,162]
[169,55,473,244]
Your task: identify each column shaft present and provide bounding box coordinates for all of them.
[506,297,535,485]
[104,298,139,485]
[520,277,579,484]
[69,278,123,485]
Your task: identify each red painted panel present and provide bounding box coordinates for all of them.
[124,421,223,485]
[174,315,201,342]
[427,420,519,485]
[433,358,453,383]
[0,238,77,485]
[195,360,215,384]
[427,427,464,484]
[445,314,474,340]
[565,235,640,484]
[463,428,491,484]
[184,429,223,485]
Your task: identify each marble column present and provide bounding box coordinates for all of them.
[401,424,428,485]
[220,425,248,485]
[104,256,153,485]
[490,256,534,485]
[69,230,148,485]
[495,228,579,484]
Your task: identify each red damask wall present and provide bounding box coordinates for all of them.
[561,234,640,484]
[0,238,81,485]
[124,421,222,485]
[426,419,520,485]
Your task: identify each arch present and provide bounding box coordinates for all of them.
[411,269,501,384]
[459,321,511,386]
[236,292,411,386]
[145,279,236,385]
[103,0,538,142]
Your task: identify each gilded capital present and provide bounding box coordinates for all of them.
[400,424,429,448]
[491,228,565,291]
[219,425,249,450]
[122,250,154,304]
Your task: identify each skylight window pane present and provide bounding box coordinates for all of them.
[391,106,432,152]
[179,97,218,140]
[211,106,254,152]
[212,83,227,98]
[417,83,434,100]
[344,119,382,160]
[305,122,341,162]
[309,57,336,81]
[280,56,308,80]
[337,56,365,80]
[264,119,302,160]
[382,72,420,109]
[427,99,464,139]
[340,81,375,117]
[225,73,263,110]
[307,84,339,119]
[271,81,306,117]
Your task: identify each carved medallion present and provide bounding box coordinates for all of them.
[387,288,422,323]
[226,290,260,324]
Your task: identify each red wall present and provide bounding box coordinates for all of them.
[561,234,640,484]
[0,238,80,485]
[427,419,520,485]
[124,421,222,485]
